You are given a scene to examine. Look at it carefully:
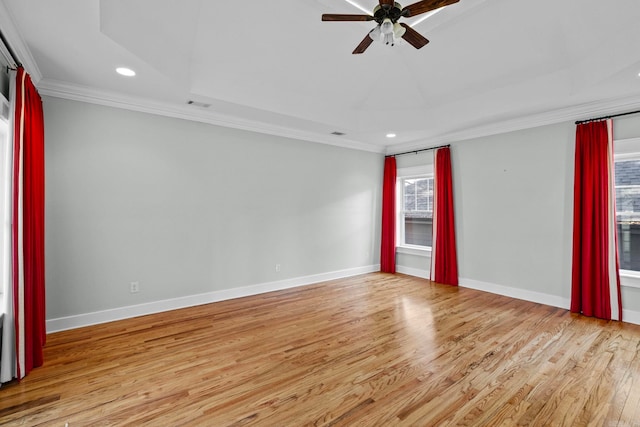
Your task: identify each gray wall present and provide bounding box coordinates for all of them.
[44,93,640,322]
[452,122,575,297]
[44,97,383,319]
[395,116,640,314]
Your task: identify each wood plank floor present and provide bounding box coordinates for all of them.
[2,273,640,426]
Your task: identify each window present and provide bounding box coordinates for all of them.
[615,157,640,271]
[399,175,433,248]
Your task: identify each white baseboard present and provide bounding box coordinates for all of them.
[459,277,640,326]
[48,265,640,332]
[396,266,430,279]
[46,264,380,333]
[622,309,640,325]
[399,269,640,326]
[458,277,571,310]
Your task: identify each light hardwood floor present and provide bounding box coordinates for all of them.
[1,273,640,426]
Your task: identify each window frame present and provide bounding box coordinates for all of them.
[0,99,9,311]
[396,165,434,254]
[614,138,640,289]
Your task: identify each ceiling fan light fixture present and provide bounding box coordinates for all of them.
[393,22,406,38]
[380,18,394,35]
[380,18,395,44]
[369,25,382,41]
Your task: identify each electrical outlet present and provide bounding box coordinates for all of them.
[275,264,281,272]
[130,281,140,293]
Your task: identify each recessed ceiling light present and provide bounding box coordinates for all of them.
[386,133,397,138]
[116,67,136,77]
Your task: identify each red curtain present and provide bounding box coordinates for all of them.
[571,120,622,321]
[380,156,396,273]
[13,67,46,378]
[430,147,458,285]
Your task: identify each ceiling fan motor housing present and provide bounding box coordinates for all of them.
[373,3,404,23]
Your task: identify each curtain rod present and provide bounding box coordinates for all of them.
[575,109,640,125]
[385,144,450,158]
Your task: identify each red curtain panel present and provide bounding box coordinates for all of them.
[571,120,622,321]
[12,67,46,378]
[430,147,458,286]
[380,156,396,273]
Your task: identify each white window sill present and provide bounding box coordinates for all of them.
[620,270,640,289]
[396,245,432,257]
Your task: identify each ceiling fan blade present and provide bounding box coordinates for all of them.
[353,34,374,54]
[399,23,429,49]
[401,0,459,17]
[379,0,394,7]
[322,14,374,21]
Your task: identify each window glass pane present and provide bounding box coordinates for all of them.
[405,217,433,246]
[404,179,416,210]
[615,160,640,271]
[416,179,430,210]
[402,176,433,247]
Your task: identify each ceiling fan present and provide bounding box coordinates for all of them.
[322,0,460,54]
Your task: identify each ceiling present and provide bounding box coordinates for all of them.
[2,0,640,153]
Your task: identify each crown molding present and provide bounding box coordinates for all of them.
[35,76,640,157]
[387,94,640,155]
[0,0,42,82]
[31,70,640,157]
[37,79,385,154]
